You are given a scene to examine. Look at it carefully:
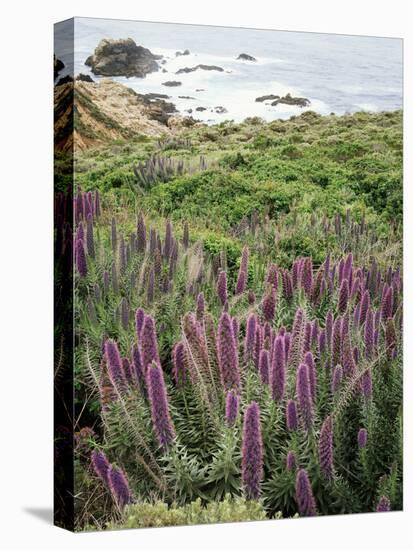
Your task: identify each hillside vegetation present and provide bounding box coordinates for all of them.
[55,107,403,530]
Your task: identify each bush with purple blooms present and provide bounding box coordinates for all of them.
[64,112,402,531]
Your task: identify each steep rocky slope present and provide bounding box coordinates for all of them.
[54,79,195,151]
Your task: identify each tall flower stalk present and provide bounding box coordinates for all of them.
[147,362,175,450]
[241,401,263,500]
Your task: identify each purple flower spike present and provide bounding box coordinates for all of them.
[332,317,342,368]
[217,312,241,392]
[147,362,175,450]
[267,263,278,288]
[131,344,146,392]
[319,416,334,480]
[295,469,317,517]
[331,365,343,395]
[236,270,247,295]
[217,271,228,306]
[241,401,263,500]
[282,269,293,302]
[262,286,277,323]
[135,308,145,340]
[172,342,187,387]
[288,308,305,370]
[300,258,313,297]
[364,309,374,359]
[286,450,296,472]
[239,245,249,273]
[258,349,270,385]
[271,335,285,402]
[361,368,373,399]
[296,363,313,431]
[137,212,147,253]
[244,313,257,363]
[360,290,371,325]
[286,399,298,431]
[120,298,129,330]
[108,465,132,508]
[86,214,95,258]
[163,219,173,259]
[91,449,110,485]
[304,351,317,403]
[75,238,87,277]
[382,286,394,321]
[358,428,368,449]
[196,292,205,321]
[318,330,326,354]
[225,389,239,426]
[140,315,160,370]
[326,311,334,350]
[338,279,349,314]
[376,496,391,512]
[104,339,126,392]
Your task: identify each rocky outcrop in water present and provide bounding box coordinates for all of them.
[77,73,94,83]
[54,55,65,79]
[176,49,190,56]
[162,81,182,87]
[85,38,161,78]
[272,93,310,107]
[255,94,280,102]
[255,92,310,107]
[237,53,256,61]
[176,64,224,74]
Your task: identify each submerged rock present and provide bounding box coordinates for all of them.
[237,53,257,61]
[178,95,196,99]
[196,106,207,112]
[176,49,190,56]
[176,64,224,74]
[85,38,161,78]
[162,80,182,87]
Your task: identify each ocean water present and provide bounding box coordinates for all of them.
[56,17,403,124]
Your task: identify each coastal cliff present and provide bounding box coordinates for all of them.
[54,79,195,151]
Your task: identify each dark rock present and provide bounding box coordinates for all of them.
[85,38,160,78]
[214,106,228,114]
[176,64,224,74]
[195,89,205,92]
[162,68,168,73]
[178,95,196,99]
[176,49,190,56]
[237,53,257,61]
[162,80,182,87]
[185,109,193,113]
[54,55,65,79]
[271,93,311,108]
[56,75,73,86]
[143,92,171,100]
[76,73,94,83]
[196,106,207,112]
[255,94,280,102]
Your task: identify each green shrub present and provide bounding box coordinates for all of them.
[106,496,271,530]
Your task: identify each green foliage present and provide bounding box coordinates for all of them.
[105,496,269,530]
